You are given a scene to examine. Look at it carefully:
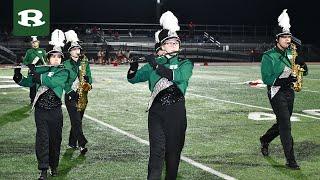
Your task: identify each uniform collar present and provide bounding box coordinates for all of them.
[70,58,80,66]
[274,46,291,67]
[160,54,177,65]
[164,54,178,61]
[275,46,286,56]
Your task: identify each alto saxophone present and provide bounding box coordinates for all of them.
[290,43,305,92]
[77,55,89,111]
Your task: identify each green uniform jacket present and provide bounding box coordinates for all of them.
[63,58,93,94]
[18,66,69,99]
[22,48,47,65]
[261,47,294,86]
[128,55,193,95]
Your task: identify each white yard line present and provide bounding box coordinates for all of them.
[0,76,13,79]
[304,78,320,81]
[303,90,319,93]
[188,92,320,120]
[0,84,21,89]
[64,107,236,180]
[0,80,14,83]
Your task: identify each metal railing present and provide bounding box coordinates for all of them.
[53,22,273,40]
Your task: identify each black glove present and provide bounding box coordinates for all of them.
[13,73,22,84]
[14,67,21,74]
[127,61,139,79]
[26,64,36,73]
[129,61,138,71]
[131,56,140,63]
[31,71,41,84]
[156,64,173,81]
[68,91,79,101]
[127,67,138,79]
[146,54,157,69]
[83,75,89,83]
[301,63,308,75]
[274,75,297,86]
[13,66,22,83]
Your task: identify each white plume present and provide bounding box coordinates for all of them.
[65,30,79,43]
[160,11,180,32]
[155,30,161,43]
[278,9,291,32]
[31,36,38,41]
[49,29,65,47]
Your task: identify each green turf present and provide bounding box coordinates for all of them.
[0,64,319,179]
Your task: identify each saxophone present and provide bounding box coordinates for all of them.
[77,55,89,111]
[290,43,305,92]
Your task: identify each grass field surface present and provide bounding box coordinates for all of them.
[0,63,319,179]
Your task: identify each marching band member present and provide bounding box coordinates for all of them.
[22,36,47,104]
[63,30,93,155]
[13,29,68,179]
[127,11,193,179]
[260,9,308,170]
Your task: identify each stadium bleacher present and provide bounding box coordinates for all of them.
[0,23,319,64]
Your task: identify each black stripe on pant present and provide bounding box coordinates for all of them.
[260,88,296,162]
[147,100,187,180]
[65,95,88,147]
[35,106,63,170]
[29,85,36,103]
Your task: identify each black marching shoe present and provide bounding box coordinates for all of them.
[286,161,300,170]
[68,144,78,149]
[80,146,88,155]
[260,137,269,156]
[38,170,47,180]
[50,167,58,177]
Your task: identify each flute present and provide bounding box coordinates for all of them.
[10,64,64,69]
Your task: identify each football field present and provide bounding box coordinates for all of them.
[0,63,319,179]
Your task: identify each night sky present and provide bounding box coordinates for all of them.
[0,0,319,44]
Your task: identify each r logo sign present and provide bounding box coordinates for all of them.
[13,0,50,36]
[18,9,46,27]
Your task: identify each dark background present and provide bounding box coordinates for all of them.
[0,0,319,45]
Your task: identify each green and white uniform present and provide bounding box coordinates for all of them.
[261,46,308,98]
[128,55,193,95]
[22,48,47,65]
[63,58,92,148]
[128,54,193,179]
[63,58,93,94]
[18,66,69,104]
[260,45,308,167]
[17,65,69,171]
